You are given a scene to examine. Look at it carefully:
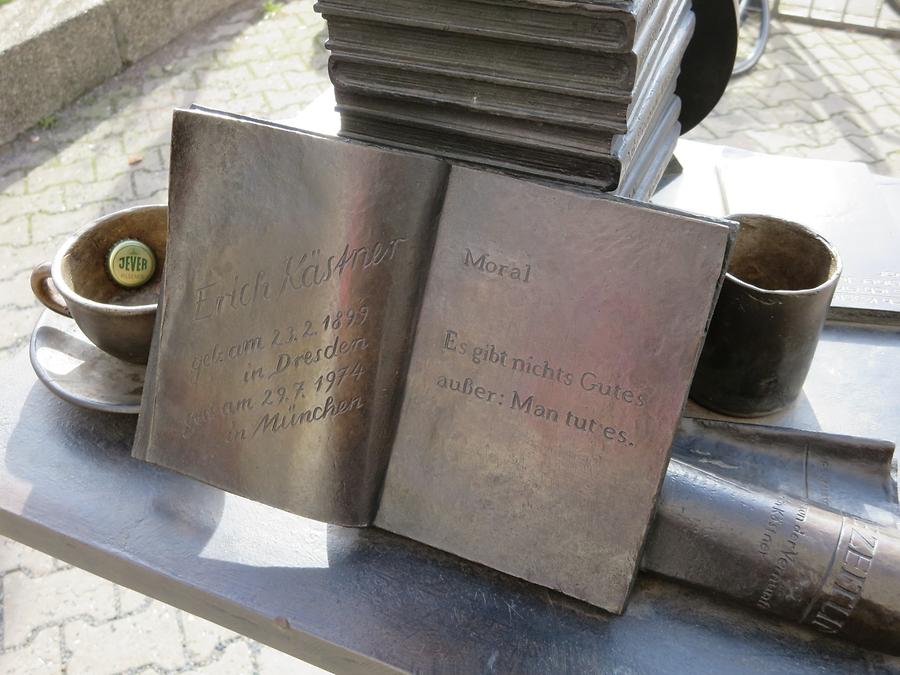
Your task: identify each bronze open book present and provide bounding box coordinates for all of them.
[134,107,734,613]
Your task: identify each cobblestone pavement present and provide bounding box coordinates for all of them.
[0,1,898,672]
[687,17,900,175]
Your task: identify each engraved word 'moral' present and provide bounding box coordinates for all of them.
[464,248,531,283]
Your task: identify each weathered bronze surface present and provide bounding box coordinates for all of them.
[375,167,734,613]
[323,0,693,193]
[315,0,654,54]
[134,107,734,612]
[657,419,900,653]
[8,328,900,672]
[673,418,899,529]
[321,0,679,97]
[315,0,656,52]
[690,214,842,417]
[133,108,449,526]
[30,204,167,364]
[646,459,900,656]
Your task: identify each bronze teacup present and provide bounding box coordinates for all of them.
[689,213,842,417]
[31,204,167,364]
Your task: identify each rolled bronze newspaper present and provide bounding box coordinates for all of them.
[645,459,900,656]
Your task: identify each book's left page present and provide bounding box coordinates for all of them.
[133,107,449,525]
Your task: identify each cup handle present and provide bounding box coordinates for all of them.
[31,262,71,318]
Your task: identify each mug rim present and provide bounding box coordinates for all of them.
[724,212,843,296]
[50,203,166,315]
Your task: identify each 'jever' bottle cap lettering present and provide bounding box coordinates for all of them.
[107,239,156,288]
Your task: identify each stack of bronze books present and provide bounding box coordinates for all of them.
[314,0,695,199]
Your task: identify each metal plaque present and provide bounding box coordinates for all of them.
[375,167,734,613]
[133,107,449,526]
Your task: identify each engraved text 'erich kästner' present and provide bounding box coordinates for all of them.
[192,237,409,321]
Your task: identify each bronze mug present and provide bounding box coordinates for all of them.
[30,204,167,364]
[690,213,842,417]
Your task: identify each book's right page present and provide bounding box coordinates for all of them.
[376,167,734,614]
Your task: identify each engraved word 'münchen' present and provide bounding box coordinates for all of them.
[252,395,364,437]
[464,248,531,283]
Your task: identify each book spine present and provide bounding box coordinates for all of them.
[615,98,681,198]
[324,17,637,94]
[611,10,693,163]
[338,113,619,189]
[334,91,617,156]
[315,0,635,53]
[328,56,631,132]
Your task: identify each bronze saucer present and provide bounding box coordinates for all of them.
[29,309,144,414]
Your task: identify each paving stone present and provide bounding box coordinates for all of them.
[862,105,900,132]
[63,602,183,674]
[265,84,328,115]
[1,171,28,198]
[3,567,117,648]
[797,136,880,163]
[790,75,850,101]
[872,156,900,177]
[0,537,57,577]
[745,103,818,127]
[121,126,172,158]
[182,612,242,659]
[257,644,332,674]
[26,159,95,195]
[0,188,66,228]
[191,640,255,675]
[29,201,122,245]
[863,67,900,89]
[0,626,61,675]
[63,178,133,211]
[216,44,273,68]
[847,135,899,167]
[699,110,766,140]
[0,266,33,303]
[844,52,887,73]
[814,55,864,77]
[94,145,154,183]
[130,169,171,200]
[117,586,154,616]
[172,0,246,35]
[0,216,30,247]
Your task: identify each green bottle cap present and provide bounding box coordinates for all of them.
[107,239,156,288]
